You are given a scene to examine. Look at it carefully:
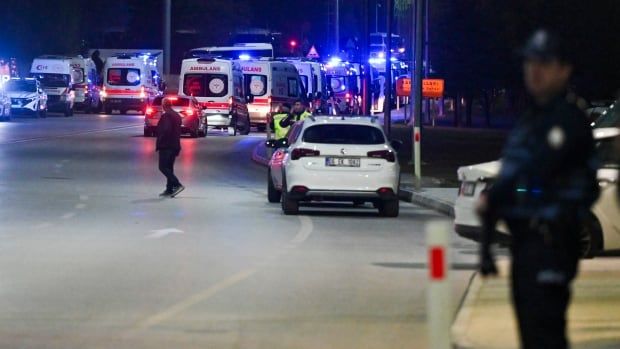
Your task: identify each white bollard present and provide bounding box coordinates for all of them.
[426,220,452,349]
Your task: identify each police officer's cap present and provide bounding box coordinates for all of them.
[519,29,572,64]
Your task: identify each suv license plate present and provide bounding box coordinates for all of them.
[326,157,361,167]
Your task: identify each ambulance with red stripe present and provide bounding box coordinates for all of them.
[70,56,100,113]
[178,58,251,136]
[240,60,307,131]
[100,54,160,114]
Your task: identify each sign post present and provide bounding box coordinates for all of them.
[426,221,452,349]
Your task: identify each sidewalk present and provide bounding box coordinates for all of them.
[452,259,620,349]
[251,141,459,216]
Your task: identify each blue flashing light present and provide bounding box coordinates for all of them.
[328,57,342,66]
[239,54,251,61]
[377,51,385,59]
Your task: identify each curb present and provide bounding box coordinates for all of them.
[450,271,484,349]
[398,188,455,217]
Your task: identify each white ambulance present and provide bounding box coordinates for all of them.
[288,60,325,98]
[70,56,100,113]
[30,55,77,116]
[178,58,251,136]
[100,54,160,114]
[240,60,307,130]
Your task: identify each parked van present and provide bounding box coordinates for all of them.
[288,60,326,98]
[178,57,250,136]
[100,53,161,114]
[239,60,307,130]
[30,55,77,116]
[71,56,100,113]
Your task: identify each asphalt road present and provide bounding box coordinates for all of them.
[0,113,478,348]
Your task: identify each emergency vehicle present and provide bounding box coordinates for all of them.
[70,56,100,113]
[287,59,326,98]
[30,56,77,116]
[239,59,306,130]
[324,59,363,115]
[187,43,274,60]
[100,53,161,114]
[178,57,251,136]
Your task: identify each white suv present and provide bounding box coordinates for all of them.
[266,116,401,217]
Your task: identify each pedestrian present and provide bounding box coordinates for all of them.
[477,29,600,349]
[156,97,185,197]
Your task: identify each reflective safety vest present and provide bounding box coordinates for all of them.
[273,113,290,140]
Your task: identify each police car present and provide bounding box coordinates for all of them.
[4,78,48,117]
[266,116,401,216]
[454,126,620,257]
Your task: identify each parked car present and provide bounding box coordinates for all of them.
[4,78,48,117]
[266,116,401,217]
[454,126,620,257]
[144,95,206,138]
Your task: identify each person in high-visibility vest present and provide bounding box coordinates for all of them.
[270,103,293,140]
[279,100,312,131]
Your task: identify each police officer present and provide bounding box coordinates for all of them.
[477,30,599,349]
[270,103,292,140]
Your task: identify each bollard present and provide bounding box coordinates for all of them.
[426,220,452,349]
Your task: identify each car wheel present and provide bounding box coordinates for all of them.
[228,116,238,136]
[281,178,299,215]
[267,170,282,203]
[197,124,207,137]
[239,116,251,135]
[580,213,603,259]
[378,200,399,217]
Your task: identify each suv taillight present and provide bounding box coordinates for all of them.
[367,150,396,162]
[291,148,320,160]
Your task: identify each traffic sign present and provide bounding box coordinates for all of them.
[306,45,320,59]
[395,77,411,96]
[422,79,445,98]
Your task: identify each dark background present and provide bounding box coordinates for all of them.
[0,0,618,100]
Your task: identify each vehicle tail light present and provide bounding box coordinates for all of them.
[291,148,320,160]
[377,187,394,195]
[139,86,146,98]
[345,92,351,101]
[367,150,395,162]
[185,108,195,116]
[229,96,234,108]
[291,186,309,194]
[101,86,107,98]
[145,106,154,117]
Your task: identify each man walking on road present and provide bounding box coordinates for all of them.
[156,97,184,197]
[477,29,599,349]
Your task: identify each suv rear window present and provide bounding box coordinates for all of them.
[183,74,228,97]
[302,124,386,145]
[107,68,141,86]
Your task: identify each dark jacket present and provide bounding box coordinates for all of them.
[156,111,182,152]
[487,93,599,224]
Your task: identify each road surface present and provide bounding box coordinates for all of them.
[0,113,478,348]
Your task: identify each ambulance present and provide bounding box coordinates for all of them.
[324,59,362,115]
[239,59,306,130]
[288,60,325,98]
[100,54,160,114]
[70,56,100,112]
[178,58,251,136]
[30,55,77,116]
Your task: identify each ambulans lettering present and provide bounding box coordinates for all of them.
[242,66,262,73]
[189,66,221,72]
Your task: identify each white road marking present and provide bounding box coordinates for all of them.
[135,268,257,330]
[75,203,87,210]
[61,212,76,219]
[145,228,184,239]
[289,216,313,245]
[32,222,54,229]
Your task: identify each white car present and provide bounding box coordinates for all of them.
[4,78,48,117]
[266,116,402,217]
[454,127,620,257]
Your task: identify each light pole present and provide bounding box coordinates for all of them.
[375,1,381,32]
[163,0,171,77]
